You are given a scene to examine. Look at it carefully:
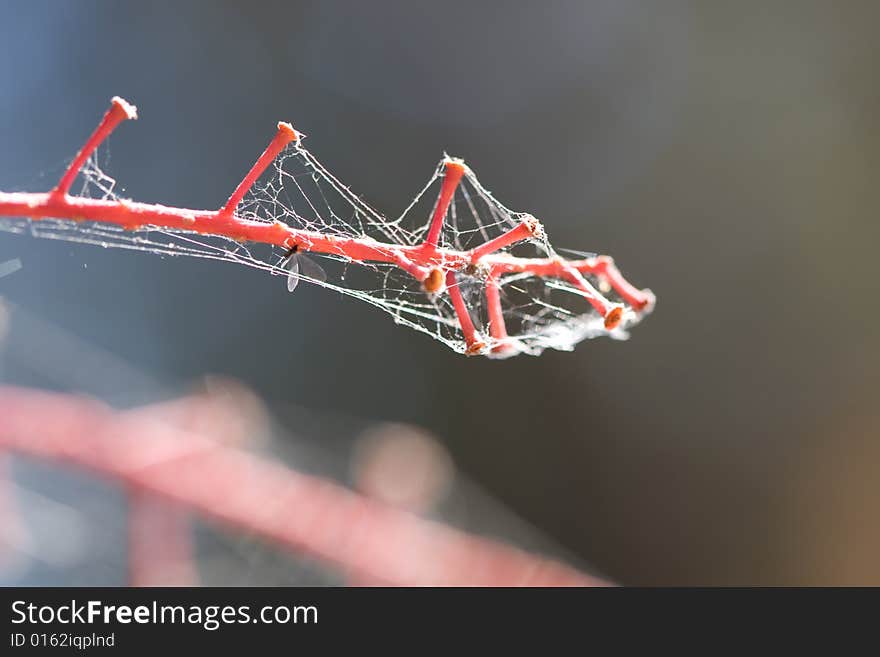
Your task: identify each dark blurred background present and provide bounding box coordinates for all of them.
[1,0,878,584]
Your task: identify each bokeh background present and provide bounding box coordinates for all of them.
[1,0,878,585]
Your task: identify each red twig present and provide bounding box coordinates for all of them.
[0,97,655,350]
[424,159,466,250]
[220,122,298,216]
[469,216,543,262]
[0,386,606,586]
[561,263,622,329]
[446,271,485,355]
[485,273,510,354]
[53,97,137,196]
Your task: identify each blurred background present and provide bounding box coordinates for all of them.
[0,0,877,585]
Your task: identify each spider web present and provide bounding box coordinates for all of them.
[0,138,650,357]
